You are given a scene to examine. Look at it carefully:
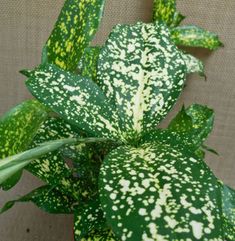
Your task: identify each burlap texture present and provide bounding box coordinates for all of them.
[0,1,234,240]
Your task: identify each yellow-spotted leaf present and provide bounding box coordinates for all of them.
[97,22,186,139]
[45,0,106,71]
[220,183,235,241]
[0,138,77,186]
[77,46,101,81]
[0,185,75,214]
[26,64,120,140]
[99,144,224,240]
[171,25,223,50]
[0,100,48,190]
[153,0,176,26]
[168,104,214,149]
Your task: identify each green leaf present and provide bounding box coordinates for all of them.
[26,117,82,199]
[74,196,106,239]
[153,0,176,26]
[220,183,235,241]
[97,22,186,137]
[77,46,101,81]
[0,185,75,214]
[0,100,48,190]
[181,53,205,76]
[168,104,214,149]
[0,138,77,185]
[26,64,120,140]
[45,0,106,71]
[171,11,185,27]
[99,143,224,240]
[171,25,223,50]
[80,228,117,241]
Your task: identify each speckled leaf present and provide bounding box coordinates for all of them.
[0,100,48,190]
[97,22,186,137]
[168,104,214,149]
[0,138,77,185]
[99,143,224,240]
[26,64,120,140]
[45,0,105,71]
[171,25,223,50]
[220,183,235,241]
[181,53,205,76]
[74,196,106,239]
[26,117,83,199]
[80,228,117,241]
[0,185,75,214]
[78,47,101,81]
[153,0,176,26]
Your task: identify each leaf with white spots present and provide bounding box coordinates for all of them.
[97,22,186,137]
[181,53,205,76]
[80,228,117,241]
[171,25,223,50]
[99,143,224,240]
[74,196,106,240]
[0,185,75,214]
[220,183,235,241]
[0,100,48,190]
[77,46,101,81]
[45,0,106,71]
[26,64,121,140]
[26,117,85,199]
[168,104,214,149]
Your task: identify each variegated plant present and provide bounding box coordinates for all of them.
[0,0,234,240]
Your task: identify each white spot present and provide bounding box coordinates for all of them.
[190,221,203,240]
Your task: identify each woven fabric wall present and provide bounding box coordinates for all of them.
[0,1,234,240]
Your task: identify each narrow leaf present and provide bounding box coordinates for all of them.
[0,185,75,214]
[97,22,186,136]
[45,0,106,71]
[99,144,224,240]
[77,46,101,81]
[0,100,48,189]
[26,64,120,139]
[171,25,223,50]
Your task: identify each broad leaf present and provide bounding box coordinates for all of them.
[78,46,101,81]
[171,25,223,50]
[26,64,120,139]
[0,100,48,190]
[0,138,77,185]
[168,104,214,149]
[74,196,106,240]
[153,0,176,26]
[0,185,75,214]
[181,53,205,76]
[45,0,106,71]
[99,144,224,240]
[220,183,235,241]
[97,22,186,137]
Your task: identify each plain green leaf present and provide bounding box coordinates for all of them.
[97,22,186,138]
[171,25,223,50]
[99,143,224,240]
[26,64,121,140]
[45,0,106,71]
[0,185,75,214]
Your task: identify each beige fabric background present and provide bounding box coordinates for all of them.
[0,1,234,240]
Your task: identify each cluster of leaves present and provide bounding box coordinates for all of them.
[0,0,234,240]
